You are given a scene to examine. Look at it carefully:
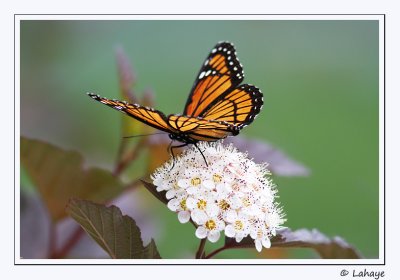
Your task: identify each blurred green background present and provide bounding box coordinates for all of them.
[20,20,379,258]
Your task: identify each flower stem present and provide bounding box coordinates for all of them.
[113,137,147,176]
[50,226,84,258]
[204,244,230,259]
[48,222,56,258]
[195,238,207,259]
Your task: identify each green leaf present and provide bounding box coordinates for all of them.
[20,136,123,221]
[66,198,161,259]
[225,228,362,259]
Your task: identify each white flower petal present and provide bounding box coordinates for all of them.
[167,199,178,211]
[192,210,207,224]
[216,219,226,230]
[225,211,238,223]
[262,237,271,249]
[255,240,262,252]
[186,186,199,195]
[152,177,164,187]
[202,180,215,189]
[225,225,236,238]
[195,227,207,239]
[177,179,189,189]
[178,211,191,223]
[206,203,219,217]
[207,231,221,243]
[235,233,245,243]
[186,197,196,209]
[230,196,242,209]
[165,190,176,199]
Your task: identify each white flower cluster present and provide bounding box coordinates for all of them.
[151,141,286,252]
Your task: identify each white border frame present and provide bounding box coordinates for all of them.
[14,14,385,265]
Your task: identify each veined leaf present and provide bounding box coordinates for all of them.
[271,228,362,258]
[66,198,161,259]
[225,227,361,259]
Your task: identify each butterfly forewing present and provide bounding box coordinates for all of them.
[183,42,244,117]
[87,93,174,134]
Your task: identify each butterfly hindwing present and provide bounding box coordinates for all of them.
[168,115,239,142]
[183,42,244,117]
[202,84,263,127]
[87,93,174,134]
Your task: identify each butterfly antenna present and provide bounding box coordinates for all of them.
[193,142,209,167]
[123,132,167,139]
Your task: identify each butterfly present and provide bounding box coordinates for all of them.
[88,41,263,164]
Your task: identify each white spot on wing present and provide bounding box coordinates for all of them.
[199,71,205,79]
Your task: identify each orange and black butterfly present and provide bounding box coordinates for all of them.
[88,42,263,163]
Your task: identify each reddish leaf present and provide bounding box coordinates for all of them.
[20,136,123,221]
[66,198,161,259]
[225,228,362,259]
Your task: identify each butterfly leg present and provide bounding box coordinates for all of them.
[169,142,189,170]
[193,142,209,167]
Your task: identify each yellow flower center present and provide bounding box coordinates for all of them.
[197,199,207,210]
[191,177,202,186]
[205,219,216,230]
[218,199,230,211]
[179,198,187,210]
[232,183,240,192]
[242,197,251,207]
[213,174,222,183]
[234,220,244,231]
[252,183,260,192]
